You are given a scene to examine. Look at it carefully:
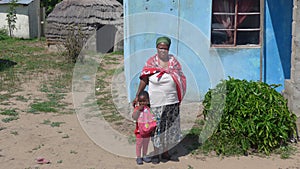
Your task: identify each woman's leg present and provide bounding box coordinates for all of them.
[151,146,160,164]
[151,106,163,156]
[151,106,168,163]
[160,105,169,157]
[161,103,181,159]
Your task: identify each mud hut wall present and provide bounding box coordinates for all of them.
[45,0,124,50]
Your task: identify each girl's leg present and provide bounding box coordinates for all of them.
[142,137,150,156]
[136,137,143,158]
[141,137,152,163]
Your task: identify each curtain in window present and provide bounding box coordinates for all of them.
[237,0,255,25]
[212,0,254,44]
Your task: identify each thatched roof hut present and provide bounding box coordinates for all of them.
[45,0,123,52]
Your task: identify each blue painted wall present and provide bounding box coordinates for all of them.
[124,0,292,102]
[264,0,292,86]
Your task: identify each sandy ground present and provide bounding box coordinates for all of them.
[1,53,300,169]
[0,109,299,169]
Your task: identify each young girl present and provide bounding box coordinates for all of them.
[132,91,155,165]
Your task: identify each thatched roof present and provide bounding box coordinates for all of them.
[45,0,123,46]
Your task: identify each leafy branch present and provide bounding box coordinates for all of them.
[6,0,18,37]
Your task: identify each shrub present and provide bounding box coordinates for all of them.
[62,25,86,63]
[201,77,297,156]
[0,28,9,40]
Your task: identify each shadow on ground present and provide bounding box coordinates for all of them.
[168,134,201,161]
[147,133,201,163]
[0,59,17,71]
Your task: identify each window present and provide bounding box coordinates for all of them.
[211,0,261,47]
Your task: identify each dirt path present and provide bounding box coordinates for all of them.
[1,110,300,169]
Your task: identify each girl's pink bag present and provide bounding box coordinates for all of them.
[138,107,157,137]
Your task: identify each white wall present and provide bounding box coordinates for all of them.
[0,13,30,38]
[0,1,39,39]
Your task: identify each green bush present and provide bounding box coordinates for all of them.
[201,77,297,156]
[0,28,9,40]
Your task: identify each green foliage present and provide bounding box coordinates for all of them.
[50,121,64,127]
[10,130,18,135]
[42,119,51,125]
[29,101,61,113]
[0,28,9,40]
[6,0,18,37]
[202,77,297,156]
[2,116,18,123]
[0,109,18,116]
[1,109,19,123]
[0,127,7,131]
[41,119,64,127]
[41,0,62,16]
[273,145,297,159]
[57,160,63,163]
[187,165,194,169]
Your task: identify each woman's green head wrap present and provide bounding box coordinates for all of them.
[156,36,171,47]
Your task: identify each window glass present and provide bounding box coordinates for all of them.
[211,0,261,47]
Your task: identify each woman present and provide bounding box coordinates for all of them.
[133,36,186,164]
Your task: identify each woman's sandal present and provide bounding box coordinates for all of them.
[161,152,171,160]
[151,155,160,164]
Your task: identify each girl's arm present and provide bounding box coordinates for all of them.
[132,105,145,121]
[132,108,141,121]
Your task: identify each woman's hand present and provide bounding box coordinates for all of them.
[133,77,148,107]
[132,96,138,107]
